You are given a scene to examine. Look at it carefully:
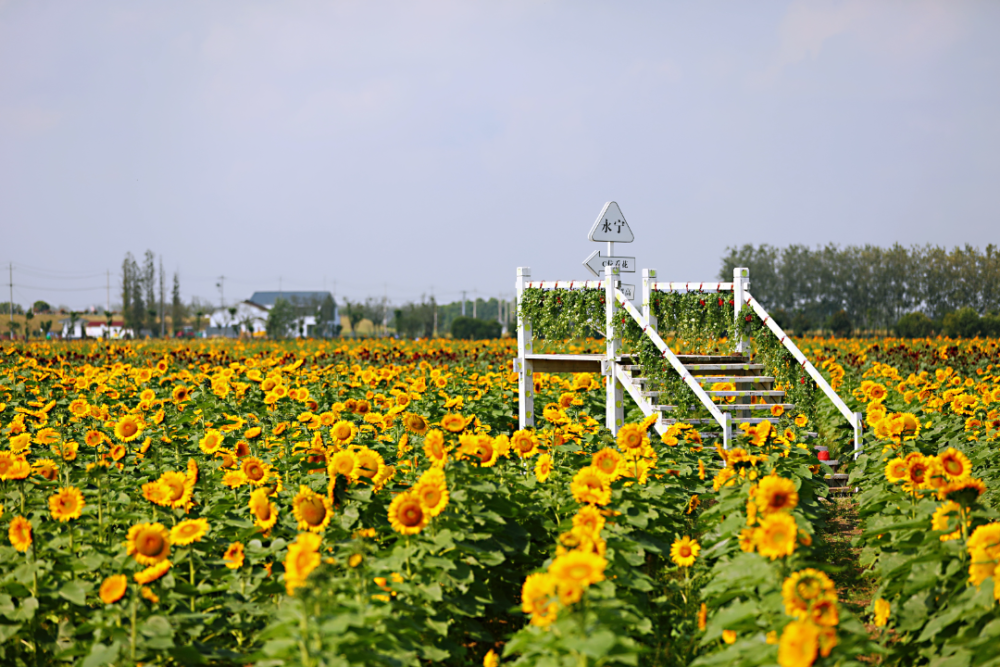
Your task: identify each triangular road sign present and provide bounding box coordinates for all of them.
[587,201,634,243]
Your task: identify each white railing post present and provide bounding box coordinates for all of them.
[733,267,749,354]
[642,269,657,334]
[723,412,732,452]
[853,411,863,460]
[515,267,534,429]
[605,265,624,435]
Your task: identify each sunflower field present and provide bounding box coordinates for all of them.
[0,334,999,667]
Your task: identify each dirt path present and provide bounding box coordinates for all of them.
[818,497,874,616]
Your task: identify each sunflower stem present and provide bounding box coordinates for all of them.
[130,590,138,662]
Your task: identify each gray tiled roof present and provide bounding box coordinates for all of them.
[248,291,335,307]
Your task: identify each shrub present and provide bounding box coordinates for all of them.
[894,311,934,338]
[942,307,982,338]
[826,310,852,337]
[451,316,501,340]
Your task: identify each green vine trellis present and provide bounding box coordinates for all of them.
[517,287,820,415]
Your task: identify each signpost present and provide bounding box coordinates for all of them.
[583,201,636,298]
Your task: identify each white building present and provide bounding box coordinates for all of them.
[60,318,132,339]
[207,292,339,338]
[207,301,269,336]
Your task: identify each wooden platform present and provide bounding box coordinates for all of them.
[522,354,604,373]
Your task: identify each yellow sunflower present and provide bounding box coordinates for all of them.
[114,415,143,442]
[170,518,209,545]
[873,598,891,627]
[292,486,333,532]
[510,430,539,458]
[49,486,85,522]
[328,450,359,479]
[755,512,798,560]
[413,468,449,517]
[755,475,799,515]
[440,413,466,433]
[199,429,224,455]
[9,516,32,552]
[534,453,553,483]
[670,536,700,567]
[591,448,622,479]
[126,522,171,566]
[423,429,449,466]
[939,448,972,480]
[284,532,322,595]
[570,466,611,506]
[616,423,646,451]
[388,491,429,535]
[34,427,60,445]
[521,572,558,627]
[223,541,245,569]
[781,568,836,618]
[885,458,907,483]
[241,457,270,486]
[99,574,127,604]
[329,420,357,447]
[134,560,172,585]
[778,620,818,667]
[84,430,104,447]
[249,488,279,531]
[403,413,429,435]
[572,505,606,536]
[548,549,606,590]
[354,448,385,481]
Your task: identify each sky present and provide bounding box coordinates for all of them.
[2,0,998,312]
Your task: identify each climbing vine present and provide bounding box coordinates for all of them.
[518,286,820,415]
[518,287,606,341]
[734,304,819,412]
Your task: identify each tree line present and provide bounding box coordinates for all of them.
[719,243,1000,335]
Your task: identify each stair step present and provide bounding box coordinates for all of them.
[674,355,750,363]
[826,474,850,481]
[695,376,775,383]
[652,403,795,412]
[826,487,855,495]
[685,364,766,372]
[660,417,787,425]
[705,390,785,397]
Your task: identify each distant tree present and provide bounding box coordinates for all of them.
[266,298,296,339]
[451,316,501,340]
[342,299,366,338]
[6,321,21,339]
[942,308,982,338]
[0,302,24,315]
[32,300,52,314]
[394,297,436,338]
[143,250,157,332]
[69,311,82,338]
[895,312,934,338]
[315,295,340,338]
[171,272,185,334]
[39,320,52,339]
[24,309,34,340]
[826,310,853,338]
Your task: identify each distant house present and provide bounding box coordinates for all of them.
[60,318,131,339]
[207,292,339,338]
[207,301,269,337]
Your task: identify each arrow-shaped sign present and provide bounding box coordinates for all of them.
[583,250,636,277]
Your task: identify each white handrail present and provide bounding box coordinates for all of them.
[651,282,735,292]
[523,280,604,290]
[615,288,728,428]
[742,293,858,429]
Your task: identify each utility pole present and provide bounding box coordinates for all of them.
[159,257,165,338]
[106,269,110,314]
[461,290,466,317]
[8,263,12,325]
[216,275,225,310]
[473,289,477,319]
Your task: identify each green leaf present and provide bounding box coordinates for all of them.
[59,580,90,606]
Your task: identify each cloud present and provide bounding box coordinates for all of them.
[750,0,967,88]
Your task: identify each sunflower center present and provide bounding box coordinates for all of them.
[944,459,962,475]
[334,426,351,439]
[246,464,264,481]
[121,422,137,437]
[138,533,165,557]
[301,498,326,525]
[400,501,424,527]
[678,545,692,558]
[254,503,271,521]
[420,488,441,507]
[771,492,788,509]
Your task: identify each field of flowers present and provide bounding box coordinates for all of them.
[0,334,998,666]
